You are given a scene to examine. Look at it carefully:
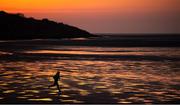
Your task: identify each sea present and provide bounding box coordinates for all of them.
[0,35,180,104]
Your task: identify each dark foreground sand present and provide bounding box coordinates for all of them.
[0,37,180,104]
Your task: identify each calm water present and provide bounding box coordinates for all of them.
[0,39,180,104]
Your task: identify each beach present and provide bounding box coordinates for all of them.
[0,35,180,104]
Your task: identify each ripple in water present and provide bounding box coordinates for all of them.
[0,47,180,104]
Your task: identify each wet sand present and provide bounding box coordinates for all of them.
[0,59,180,104]
[0,37,180,104]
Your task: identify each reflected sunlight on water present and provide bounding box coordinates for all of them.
[0,51,13,55]
[24,47,180,57]
[0,46,180,104]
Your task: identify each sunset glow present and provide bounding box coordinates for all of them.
[1,0,179,12]
[0,0,179,33]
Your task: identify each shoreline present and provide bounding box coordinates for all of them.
[0,35,180,47]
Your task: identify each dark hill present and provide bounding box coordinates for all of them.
[0,11,95,40]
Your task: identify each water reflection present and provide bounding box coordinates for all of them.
[0,51,13,55]
[24,47,180,58]
[0,47,180,104]
[28,98,53,101]
[0,60,179,104]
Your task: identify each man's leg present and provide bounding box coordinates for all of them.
[49,82,56,88]
[56,83,61,92]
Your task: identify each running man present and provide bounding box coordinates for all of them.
[49,71,61,93]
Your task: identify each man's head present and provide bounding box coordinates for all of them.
[57,71,60,75]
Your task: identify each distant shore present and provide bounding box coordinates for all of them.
[0,11,95,40]
[0,35,180,48]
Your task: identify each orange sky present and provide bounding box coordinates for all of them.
[0,0,179,13]
[0,0,179,33]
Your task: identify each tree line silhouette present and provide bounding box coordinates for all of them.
[0,11,95,40]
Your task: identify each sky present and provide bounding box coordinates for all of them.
[0,0,180,34]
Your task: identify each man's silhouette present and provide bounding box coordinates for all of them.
[49,71,61,93]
